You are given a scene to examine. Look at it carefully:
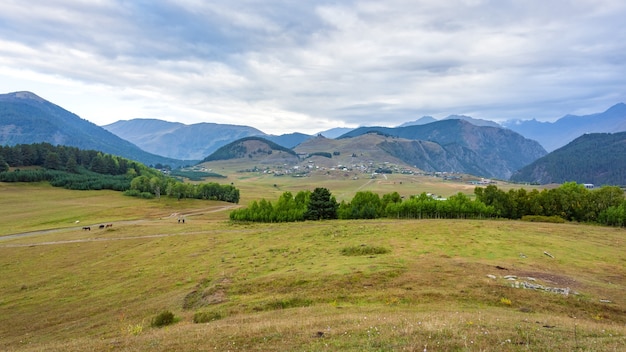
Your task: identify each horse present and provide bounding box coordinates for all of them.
[99,224,105,229]
[82,226,90,231]
[105,224,113,228]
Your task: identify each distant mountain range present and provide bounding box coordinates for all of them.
[399,115,501,128]
[104,119,266,161]
[501,103,626,152]
[103,119,316,160]
[2,90,625,184]
[0,92,191,168]
[510,132,626,185]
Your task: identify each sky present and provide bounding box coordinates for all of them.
[1,0,625,135]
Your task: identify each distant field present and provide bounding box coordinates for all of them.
[0,182,623,351]
[202,164,533,204]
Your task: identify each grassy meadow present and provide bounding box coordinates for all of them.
[0,180,624,351]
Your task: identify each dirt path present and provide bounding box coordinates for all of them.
[0,204,240,243]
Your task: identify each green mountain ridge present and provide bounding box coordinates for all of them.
[0,92,191,168]
[510,132,626,185]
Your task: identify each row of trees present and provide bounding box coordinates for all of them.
[474,183,625,223]
[0,143,240,203]
[128,175,239,203]
[0,168,132,191]
[0,143,142,176]
[229,188,337,222]
[230,183,626,227]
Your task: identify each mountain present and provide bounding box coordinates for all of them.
[502,103,626,152]
[398,116,437,127]
[293,133,491,176]
[443,115,501,128]
[103,119,312,160]
[316,127,355,138]
[398,115,500,128]
[293,133,411,170]
[509,132,626,185]
[264,133,312,149]
[0,91,188,167]
[103,119,265,160]
[339,120,547,180]
[201,136,299,164]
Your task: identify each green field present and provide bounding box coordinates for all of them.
[0,181,624,351]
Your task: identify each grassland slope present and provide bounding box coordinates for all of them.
[0,183,624,351]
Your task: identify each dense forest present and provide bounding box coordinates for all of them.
[510,132,626,185]
[0,143,239,203]
[230,183,626,227]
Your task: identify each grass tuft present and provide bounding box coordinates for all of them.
[255,297,314,311]
[151,310,175,328]
[341,245,390,256]
[193,310,224,323]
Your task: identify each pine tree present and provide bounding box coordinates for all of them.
[305,187,338,220]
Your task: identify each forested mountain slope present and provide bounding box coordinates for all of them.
[0,92,188,168]
[510,132,626,185]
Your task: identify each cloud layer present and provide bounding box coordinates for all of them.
[1,0,625,134]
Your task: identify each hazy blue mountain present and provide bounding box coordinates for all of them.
[502,103,626,151]
[509,132,626,185]
[104,119,265,160]
[316,127,355,138]
[339,119,547,180]
[263,133,312,148]
[398,115,500,128]
[0,91,189,167]
[443,115,501,128]
[104,119,313,160]
[397,116,437,127]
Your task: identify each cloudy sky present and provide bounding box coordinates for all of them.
[1,0,625,134]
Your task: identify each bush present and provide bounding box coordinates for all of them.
[520,215,566,223]
[151,310,175,327]
[193,311,223,323]
[255,297,313,311]
[341,245,390,256]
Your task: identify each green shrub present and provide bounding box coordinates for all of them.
[521,215,566,223]
[341,245,390,256]
[193,311,223,323]
[151,310,175,327]
[256,297,313,311]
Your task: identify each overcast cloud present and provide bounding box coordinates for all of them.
[1,0,625,134]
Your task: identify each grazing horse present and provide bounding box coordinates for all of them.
[99,224,105,229]
[105,224,113,228]
[82,226,90,231]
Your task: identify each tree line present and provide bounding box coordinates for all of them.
[0,143,239,203]
[230,183,626,227]
[126,175,239,203]
[230,187,337,222]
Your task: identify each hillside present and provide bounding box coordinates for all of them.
[0,92,189,168]
[510,132,626,185]
[201,136,299,165]
[293,133,410,170]
[0,184,624,351]
[340,120,547,180]
[502,103,626,152]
